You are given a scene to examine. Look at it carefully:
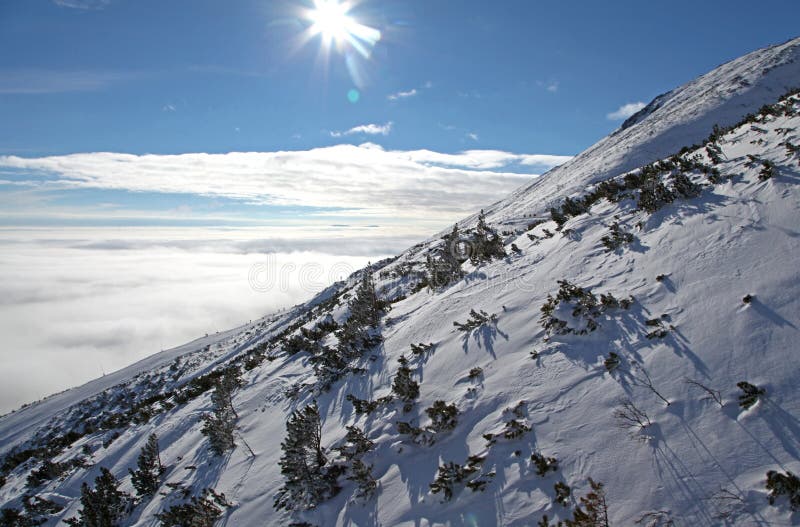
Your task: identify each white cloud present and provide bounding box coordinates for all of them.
[387,88,418,101]
[162,104,176,112]
[53,0,110,8]
[0,146,572,218]
[537,80,559,93]
[607,101,647,120]
[330,122,393,137]
[467,133,479,142]
[400,149,571,171]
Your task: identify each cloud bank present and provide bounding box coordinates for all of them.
[0,145,572,219]
[0,230,396,413]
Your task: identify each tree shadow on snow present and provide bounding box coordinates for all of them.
[748,298,797,329]
[646,423,718,526]
[759,398,800,462]
[460,321,508,359]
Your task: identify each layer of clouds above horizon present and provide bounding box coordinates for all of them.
[0,144,571,221]
[0,145,570,413]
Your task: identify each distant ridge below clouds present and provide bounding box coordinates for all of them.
[0,145,572,219]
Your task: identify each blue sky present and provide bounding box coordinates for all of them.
[2,0,798,157]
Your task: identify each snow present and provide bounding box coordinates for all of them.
[1,37,799,526]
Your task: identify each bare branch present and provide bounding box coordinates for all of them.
[630,362,670,406]
[613,398,652,429]
[685,378,723,407]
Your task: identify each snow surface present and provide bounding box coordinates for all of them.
[1,37,800,526]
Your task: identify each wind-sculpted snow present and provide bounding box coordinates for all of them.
[1,39,800,526]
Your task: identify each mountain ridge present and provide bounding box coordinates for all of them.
[1,38,799,526]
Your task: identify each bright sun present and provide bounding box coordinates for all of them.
[302,0,381,58]
[308,0,354,42]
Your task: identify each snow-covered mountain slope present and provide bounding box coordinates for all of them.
[1,39,800,526]
[480,36,800,228]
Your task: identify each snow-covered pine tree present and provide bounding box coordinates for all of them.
[469,210,506,263]
[350,268,380,329]
[425,401,459,433]
[336,267,383,360]
[391,355,419,407]
[334,426,377,500]
[564,478,610,526]
[426,224,465,288]
[274,402,340,511]
[200,367,242,456]
[156,488,229,527]
[128,433,163,499]
[64,468,130,527]
[334,426,374,461]
[347,458,377,500]
[309,345,348,391]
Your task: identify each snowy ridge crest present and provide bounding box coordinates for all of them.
[0,40,799,526]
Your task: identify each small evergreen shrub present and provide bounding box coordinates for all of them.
[554,481,571,506]
[425,401,459,433]
[604,352,620,373]
[502,419,531,440]
[540,280,631,336]
[453,309,498,332]
[758,159,776,181]
[672,172,701,198]
[346,458,377,500]
[601,223,634,252]
[638,179,675,213]
[26,460,69,488]
[737,381,765,409]
[345,395,380,415]
[531,453,558,476]
[395,421,424,441]
[563,478,609,527]
[410,342,435,356]
[334,426,374,461]
[467,367,483,380]
[429,456,491,501]
[766,470,800,510]
[157,489,229,527]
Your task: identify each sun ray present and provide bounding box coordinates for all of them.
[301,0,381,59]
